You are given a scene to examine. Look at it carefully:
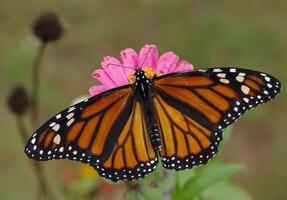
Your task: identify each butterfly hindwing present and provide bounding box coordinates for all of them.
[152,67,281,170]
[153,95,222,170]
[92,95,158,182]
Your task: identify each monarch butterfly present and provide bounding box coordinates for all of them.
[25,67,281,182]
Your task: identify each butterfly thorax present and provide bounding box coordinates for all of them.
[134,69,152,100]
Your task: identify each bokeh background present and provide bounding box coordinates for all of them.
[1,0,287,200]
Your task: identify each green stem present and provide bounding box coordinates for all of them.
[31,42,46,129]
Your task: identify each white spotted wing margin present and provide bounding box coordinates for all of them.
[24,101,88,162]
[205,67,281,130]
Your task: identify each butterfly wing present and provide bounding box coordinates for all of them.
[25,86,134,163]
[152,67,281,170]
[91,95,158,181]
[25,85,157,182]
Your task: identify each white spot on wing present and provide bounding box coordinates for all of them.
[68,106,76,112]
[53,134,61,144]
[31,138,36,144]
[213,68,222,72]
[241,85,250,95]
[59,147,64,152]
[66,113,74,119]
[67,118,75,126]
[264,76,271,82]
[52,124,60,132]
[217,73,226,78]
[49,122,56,127]
[220,79,230,84]
[236,75,244,82]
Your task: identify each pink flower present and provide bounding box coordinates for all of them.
[89,44,193,96]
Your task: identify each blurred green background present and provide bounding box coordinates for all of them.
[1,0,286,200]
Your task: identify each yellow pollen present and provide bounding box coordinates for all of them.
[142,67,152,79]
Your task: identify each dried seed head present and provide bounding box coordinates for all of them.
[32,12,65,43]
[7,86,29,116]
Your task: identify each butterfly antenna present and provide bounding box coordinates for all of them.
[106,63,134,70]
[140,47,152,68]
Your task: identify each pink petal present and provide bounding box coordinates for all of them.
[92,69,117,88]
[173,60,194,72]
[101,56,128,85]
[89,85,108,96]
[138,44,158,70]
[120,48,138,76]
[157,51,179,74]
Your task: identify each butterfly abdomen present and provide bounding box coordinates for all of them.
[149,123,161,150]
[144,102,162,151]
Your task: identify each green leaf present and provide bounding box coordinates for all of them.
[172,161,244,200]
[142,164,164,183]
[174,168,197,189]
[202,181,253,200]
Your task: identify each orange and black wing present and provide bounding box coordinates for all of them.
[91,96,157,181]
[25,85,157,181]
[152,67,281,170]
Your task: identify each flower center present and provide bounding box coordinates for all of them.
[127,67,160,84]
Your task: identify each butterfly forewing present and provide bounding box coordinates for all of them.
[152,67,281,170]
[25,86,134,165]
